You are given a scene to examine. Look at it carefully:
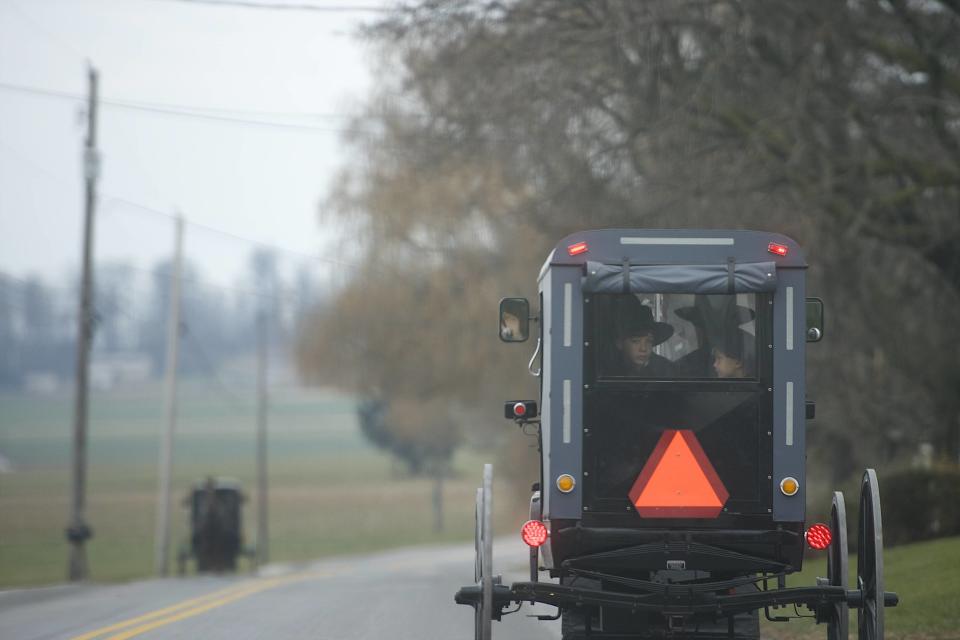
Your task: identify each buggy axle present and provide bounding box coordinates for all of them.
[455,580,898,619]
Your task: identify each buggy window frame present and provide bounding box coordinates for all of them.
[579,292,775,520]
[586,293,771,385]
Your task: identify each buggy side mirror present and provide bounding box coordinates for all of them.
[806,298,824,342]
[499,297,530,342]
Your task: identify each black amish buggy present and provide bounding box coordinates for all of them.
[177,477,251,574]
[456,230,898,640]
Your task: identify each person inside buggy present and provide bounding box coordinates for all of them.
[599,293,757,380]
[713,330,756,379]
[609,299,677,377]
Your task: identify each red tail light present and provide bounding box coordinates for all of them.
[768,242,789,256]
[805,523,832,550]
[512,402,527,417]
[521,520,548,547]
[567,241,589,256]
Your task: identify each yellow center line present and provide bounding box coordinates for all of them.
[102,583,280,640]
[70,571,332,640]
[68,581,257,640]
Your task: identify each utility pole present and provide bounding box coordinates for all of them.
[67,64,99,582]
[432,466,444,533]
[255,309,269,567]
[154,215,184,576]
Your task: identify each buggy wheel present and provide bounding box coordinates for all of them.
[857,469,884,640]
[473,464,494,640]
[474,488,482,582]
[827,491,849,640]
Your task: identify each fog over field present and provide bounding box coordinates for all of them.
[0,382,509,588]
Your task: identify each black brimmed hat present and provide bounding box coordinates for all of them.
[675,304,755,327]
[617,298,674,346]
[714,328,755,362]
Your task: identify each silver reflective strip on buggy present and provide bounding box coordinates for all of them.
[620,237,735,246]
[786,381,794,446]
[786,286,794,351]
[562,379,572,444]
[563,282,572,347]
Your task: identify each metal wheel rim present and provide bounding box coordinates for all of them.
[828,491,849,640]
[857,469,884,640]
[473,464,493,640]
[473,485,484,640]
[474,488,482,583]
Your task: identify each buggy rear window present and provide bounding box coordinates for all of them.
[593,293,758,379]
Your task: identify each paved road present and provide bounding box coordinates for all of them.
[0,540,561,640]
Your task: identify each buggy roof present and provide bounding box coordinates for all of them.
[539,229,807,284]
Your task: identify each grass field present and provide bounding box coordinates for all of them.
[0,382,511,588]
[760,535,960,639]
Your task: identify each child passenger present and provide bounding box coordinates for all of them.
[711,329,755,379]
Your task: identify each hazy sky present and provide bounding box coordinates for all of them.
[0,0,379,290]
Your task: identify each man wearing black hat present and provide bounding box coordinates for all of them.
[613,299,678,378]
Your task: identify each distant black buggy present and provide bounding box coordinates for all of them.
[177,477,253,574]
[457,230,898,639]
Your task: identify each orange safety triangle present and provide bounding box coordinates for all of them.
[629,429,729,518]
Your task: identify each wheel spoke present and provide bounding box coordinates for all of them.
[864,601,877,640]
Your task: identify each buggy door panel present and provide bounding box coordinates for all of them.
[582,291,774,523]
[583,388,772,518]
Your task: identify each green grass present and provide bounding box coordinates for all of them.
[0,383,510,588]
[761,536,960,639]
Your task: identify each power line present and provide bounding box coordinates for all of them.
[0,155,357,301]
[97,98,371,122]
[0,77,510,150]
[104,196,357,270]
[0,81,382,134]
[150,0,395,12]
[0,80,428,124]
[103,248,320,306]
[99,101,376,134]
[0,197,330,306]
[0,140,355,272]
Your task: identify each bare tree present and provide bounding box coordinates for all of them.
[300,0,960,484]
